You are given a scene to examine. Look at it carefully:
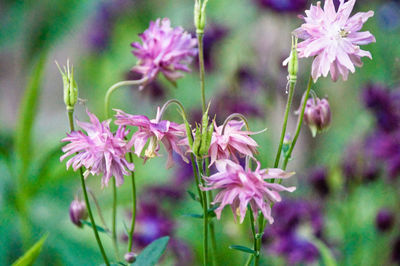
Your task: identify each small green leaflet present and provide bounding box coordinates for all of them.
[132,236,170,266]
[12,233,48,266]
[229,245,256,254]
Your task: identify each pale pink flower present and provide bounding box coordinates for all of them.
[202,159,296,224]
[131,18,197,89]
[294,0,375,82]
[208,120,262,166]
[114,108,188,168]
[61,110,134,188]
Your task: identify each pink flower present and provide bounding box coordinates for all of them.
[114,108,188,168]
[202,159,296,224]
[60,111,134,188]
[131,18,197,89]
[208,120,262,166]
[294,0,375,82]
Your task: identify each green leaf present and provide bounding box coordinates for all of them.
[183,213,203,219]
[12,233,48,266]
[229,245,256,255]
[310,238,337,266]
[132,236,170,266]
[14,52,47,170]
[80,220,110,235]
[187,190,200,202]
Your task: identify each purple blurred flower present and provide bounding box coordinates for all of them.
[309,167,330,197]
[202,159,296,224]
[265,199,325,264]
[375,208,395,232]
[60,110,134,187]
[208,120,262,166]
[131,18,197,89]
[194,24,228,71]
[254,0,307,13]
[127,202,174,248]
[392,236,400,263]
[295,0,375,82]
[114,108,188,168]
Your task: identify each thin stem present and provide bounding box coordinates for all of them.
[197,33,206,113]
[204,157,217,266]
[104,78,147,118]
[197,159,209,266]
[67,111,109,265]
[111,178,119,260]
[254,213,264,266]
[273,81,296,168]
[245,208,256,266]
[127,152,137,252]
[87,190,110,232]
[282,76,313,171]
[191,154,204,206]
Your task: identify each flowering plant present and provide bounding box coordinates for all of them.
[56,0,375,265]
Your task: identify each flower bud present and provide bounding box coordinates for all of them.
[282,36,298,84]
[194,0,208,33]
[124,252,137,263]
[303,97,331,137]
[69,199,88,228]
[56,60,78,111]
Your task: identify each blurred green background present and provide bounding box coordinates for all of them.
[1,0,400,265]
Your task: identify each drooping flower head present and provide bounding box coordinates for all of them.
[131,18,197,89]
[60,110,134,187]
[202,159,296,224]
[303,96,331,137]
[295,0,375,82]
[208,120,263,166]
[114,108,188,168]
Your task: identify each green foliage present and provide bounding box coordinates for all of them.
[229,245,256,255]
[132,236,170,266]
[11,234,48,266]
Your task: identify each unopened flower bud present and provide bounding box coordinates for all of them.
[194,0,208,33]
[125,252,136,263]
[303,97,331,137]
[57,60,78,111]
[69,199,88,228]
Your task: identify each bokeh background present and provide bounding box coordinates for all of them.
[1,0,400,265]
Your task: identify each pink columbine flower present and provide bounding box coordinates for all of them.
[60,111,134,188]
[202,159,296,224]
[294,0,375,82]
[114,108,188,168]
[131,18,197,89]
[208,120,262,166]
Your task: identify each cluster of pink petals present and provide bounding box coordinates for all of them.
[209,120,262,166]
[114,108,188,168]
[295,0,375,82]
[60,111,134,188]
[131,18,197,89]
[202,159,296,224]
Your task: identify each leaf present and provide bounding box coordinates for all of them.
[132,236,170,266]
[229,245,256,255]
[80,220,110,235]
[14,52,47,170]
[183,213,203,219]
[12,233,48,266]
[310,238,337,266]
[187,190,200,202]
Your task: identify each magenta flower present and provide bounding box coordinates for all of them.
[114,108,188,168]
[131,18,197,89]
[208,120,262,166]
[294,0,375,82]
[202,159,296,224]
[60,111,134,188]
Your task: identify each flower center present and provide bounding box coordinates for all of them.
[339,28,349,38]
[145,136,158,158]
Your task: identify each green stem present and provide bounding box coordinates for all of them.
[282,76,313,171]
[112,178,119,260]
[191,154,204,206]
[127,152,137,252]
[67,110,110,265]
[197,33,206,113]
[104,78,147,118]
[254,213,264,266]
[245,209,256,266]
[273,81,296,168]
[197,159,209,266]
